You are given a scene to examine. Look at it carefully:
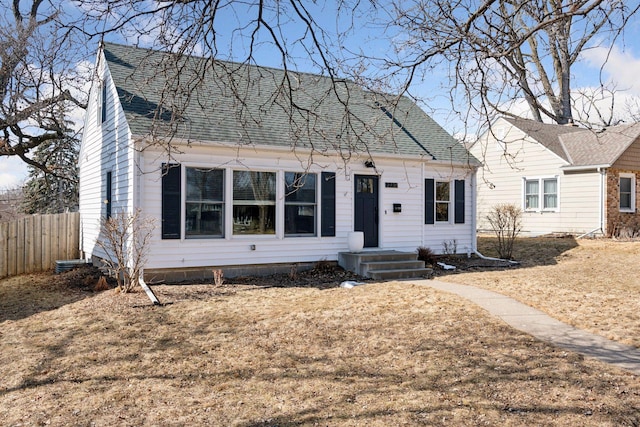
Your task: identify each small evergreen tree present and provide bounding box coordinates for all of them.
[21,135,79,214]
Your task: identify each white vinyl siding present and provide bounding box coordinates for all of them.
[472,117,601,236]
[134,144,477,270]
[79,53,135,261]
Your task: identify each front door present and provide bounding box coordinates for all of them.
[354,175,379,248]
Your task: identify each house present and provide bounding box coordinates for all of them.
[471,116,640,237]
[78,42,479,281]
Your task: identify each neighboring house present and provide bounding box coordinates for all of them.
[79,42,479,281]
[472,116,640,237]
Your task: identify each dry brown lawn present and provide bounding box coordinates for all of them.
[1,238,640,426]
[441,236,640,348]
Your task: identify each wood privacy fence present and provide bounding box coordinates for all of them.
[0,212,80,279]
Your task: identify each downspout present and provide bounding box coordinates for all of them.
[471,168,519,265]
[577,167,606,238]
[577,167,607,239]
[470,169,477,255]
[474,250,520,265]
[465,166,518,263]
[600,167,606,234]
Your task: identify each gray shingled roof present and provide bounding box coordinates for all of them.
[502,117,584,162]
[103,42,476,164]
[504,117,640,167]
[560,123,640,166]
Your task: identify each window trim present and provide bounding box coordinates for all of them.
[435,180,451,223]
[161,166,338,240]
[619,173,636,213]
[232,169,277,236]
[184,166,225,239]
[284,172,317,237]
[523,176,559,212]
[425,178,465,225]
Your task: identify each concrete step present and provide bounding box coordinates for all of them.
[360,260,425,277]
[338,250,432,279]
[368,267,433,281]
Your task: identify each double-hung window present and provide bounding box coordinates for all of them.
[435,181,451,222]
[543,179,558,209]
[185,167,224,238]
[524,179,539,210]
[425,179,465,224]
[233,171,276,235]
[524,177,558,211]
[619,173,636,212]
[285,172,317,236]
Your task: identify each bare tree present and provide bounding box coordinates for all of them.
[0,185,25,221]
[0,0,86,174]
[73,0,640,146]
[95,209,155,293]
[388,0,640,128]
[73,1,409,163]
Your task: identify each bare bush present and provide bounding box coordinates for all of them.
[212,269,224,287]
[417,246,437,266]
[486,204,522,260]
[442,239,457,255]
[95,209,155,293]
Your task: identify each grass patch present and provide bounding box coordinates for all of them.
[2,262,640,425]
[445,236,640,347]
[0,239,640,427]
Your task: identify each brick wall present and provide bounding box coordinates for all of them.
[606,169,640,237]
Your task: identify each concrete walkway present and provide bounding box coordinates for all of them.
[411,279,640,376]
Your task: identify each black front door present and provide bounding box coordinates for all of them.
[354,175,379,247]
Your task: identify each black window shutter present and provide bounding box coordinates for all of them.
[162,163,181,239]
[105,171,112,219]
[454,179,465,224]
[321,172,336,237]
[425,178,435,224]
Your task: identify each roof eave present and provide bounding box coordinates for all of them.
[132,134,477,166]
[561,164,611,172]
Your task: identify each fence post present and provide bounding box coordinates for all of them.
[0,222,7,278]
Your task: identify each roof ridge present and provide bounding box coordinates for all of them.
[556,134,574,164]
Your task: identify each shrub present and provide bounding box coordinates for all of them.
[417,246,437,266]
[442,239,457,255]
[95,209,155,293]
[486,203,522,259]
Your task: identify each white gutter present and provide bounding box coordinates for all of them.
[132,134,481,168]
[561,164,611,172]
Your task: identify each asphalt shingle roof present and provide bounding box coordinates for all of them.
[103,42,475,164]
[503,117,640,167]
